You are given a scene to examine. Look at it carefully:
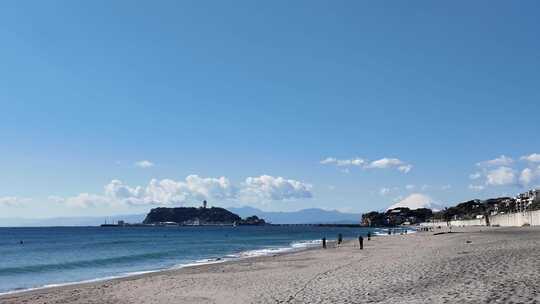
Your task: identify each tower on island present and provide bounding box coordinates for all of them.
[202,200,207,209]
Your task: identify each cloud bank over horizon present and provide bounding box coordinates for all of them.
[44,175,313,209]
[3,153,540,217]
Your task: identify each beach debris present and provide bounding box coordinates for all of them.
[466,240,472,244]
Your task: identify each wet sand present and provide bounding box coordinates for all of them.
[2,227,540,304]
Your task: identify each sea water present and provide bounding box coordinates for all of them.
[0,226,395,294]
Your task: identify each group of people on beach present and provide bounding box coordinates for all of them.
[322,232,371,250]
[322,228,409,250]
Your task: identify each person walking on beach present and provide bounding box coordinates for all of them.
[322,237,327,249]
[358,236,363,250]
[337,233,343,246]
[367,232,371,241]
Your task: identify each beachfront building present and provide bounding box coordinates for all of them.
[515,189,540,212]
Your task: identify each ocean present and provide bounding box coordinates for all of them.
[0,226,398,294]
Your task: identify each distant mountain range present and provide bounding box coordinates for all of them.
[0,207,361,227]
[228,207,361,224]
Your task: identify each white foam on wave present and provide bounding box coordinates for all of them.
[238,247,292,258]
[291,239,322,248]
[239,239,322,258]
[174,257,229,269]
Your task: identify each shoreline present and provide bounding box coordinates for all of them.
[0,227,406,297]
[0,236,332,297]
[5,226,539,303]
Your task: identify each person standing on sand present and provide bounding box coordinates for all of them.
[322,237,327,249]
[337,233,343,246]
[358,236,363,250]
[367,232,371,241]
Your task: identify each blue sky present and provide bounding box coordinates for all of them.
[1,1,539,218]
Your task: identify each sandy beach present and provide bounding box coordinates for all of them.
[2,227,540,304]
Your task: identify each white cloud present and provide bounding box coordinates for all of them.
[470,155,540,189]
[486,166,516,186]
[0,197,30,207]
[368,158,404,169]
[441,184,452,190]
[387,193,442,211]
[240,175,312,201]
[320,157,337,164]
[477,155,513,167]
[405,184,415,190]
[321,156,412,173]
[469,184,485,191]
[105,180,144,200]
[368,158,412,173]
[338,158,365,167]
[469,172,482,180]
[518,167,540,187]
[104,175,237,206]
[521,153,540,163]
[184,175,236,200]
[398,164,412,173]
[519,168,534,186]
[53,175,312,208]
[320,157,365,167]
[135,160,154,168]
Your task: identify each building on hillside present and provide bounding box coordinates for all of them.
[515,189,540,212]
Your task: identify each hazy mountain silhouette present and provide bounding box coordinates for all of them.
[229,206,361,224]
[0,207,361,226]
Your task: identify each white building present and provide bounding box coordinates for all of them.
[516,189,540,211]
